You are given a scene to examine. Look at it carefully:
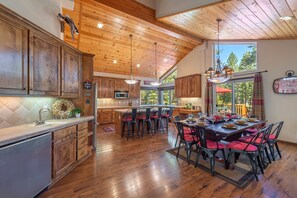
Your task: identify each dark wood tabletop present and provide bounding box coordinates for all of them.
[181,118,266,139]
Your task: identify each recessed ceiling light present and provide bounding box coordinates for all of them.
[136,63,140,67]
[97,23,104,28]
[113,60,117,64]
[280,16,293,21]
[164,59,168,62]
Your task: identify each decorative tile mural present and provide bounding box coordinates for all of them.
[0,97,57,129]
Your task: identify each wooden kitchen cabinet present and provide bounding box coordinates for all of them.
[29,30,61,96]
[100,78,115,98]
[77,122,88,161]
[175,74,201,98]
[129,82,140,98]
[114,79,129,91]
[61,45,81,98]
[97,109,112,124]
[0,15,28,95]
[52,126,77,179]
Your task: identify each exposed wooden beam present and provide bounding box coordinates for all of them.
[85,0,204,44]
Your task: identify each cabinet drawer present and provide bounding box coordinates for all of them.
[77,128,88,139]
[77,136,88,149]
[77,122,88,131]
[77,145,88,161]
[53,126,76,141]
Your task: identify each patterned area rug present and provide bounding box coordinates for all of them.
[166,146,257,189]
[103,126,115,132]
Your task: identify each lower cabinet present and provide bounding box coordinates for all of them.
[52,126,77,179]
[52,121,91,181]
[98,109,112,124]
[77,122,88,161]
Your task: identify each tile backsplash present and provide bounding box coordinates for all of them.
[0,97,57,129]
[97,98,140,107]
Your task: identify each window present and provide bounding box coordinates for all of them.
[140,90,158,105]
[161,89,177,105]
[215,79,254,116]
[162,70,177,84]
[214,43,257,73]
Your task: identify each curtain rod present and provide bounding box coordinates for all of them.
[233,70,268,77]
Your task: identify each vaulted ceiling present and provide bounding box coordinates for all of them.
[62,0,202,78]
[63,0,297,78]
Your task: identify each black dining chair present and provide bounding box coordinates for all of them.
[176,122,198,164]
[193,126,227,176]
[267,121,284,160]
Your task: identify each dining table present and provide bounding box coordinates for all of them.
[181,118,266,142]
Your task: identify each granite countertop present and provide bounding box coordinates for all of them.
[0,116,94,147]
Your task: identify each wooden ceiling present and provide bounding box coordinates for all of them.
[62,0,202,78]
[159,0,297,40]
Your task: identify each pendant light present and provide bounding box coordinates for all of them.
[151,42,162,86]
[125,34,138,85]
[204,19,234,83]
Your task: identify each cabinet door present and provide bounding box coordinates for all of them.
[107,79,115,98]
[52,128,76,178]
[187,74,201,97]
[175,78,181,98]
[29,30,60,96]
[114,79,128,91]
[101,109,112,124]
[100,78,108,98]
[0,17,28,95]
[61,46,81,98]
[129,82,140,98]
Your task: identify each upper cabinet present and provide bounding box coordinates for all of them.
[0,5,83,98]
[29,30,61,96]
[175,74,201,98]
[0,14,28,95]
[129,82,140,98]
[114,79,128,92]
[61,46,81,98]
[100,78,115,98]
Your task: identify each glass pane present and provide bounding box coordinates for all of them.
[215,83,232,113]
[234,81,254,117]
[214,43,257,73]
[140,90,158,105]
[163,70,177,84]
[161,89,177,105]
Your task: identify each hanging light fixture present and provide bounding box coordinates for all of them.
[151,42,162,86]
[125,34,138,85]
[204,19,234,83]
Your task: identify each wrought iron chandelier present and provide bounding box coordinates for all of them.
[204,19,234,83]
[125,34,138,85]
[151,42,162,86]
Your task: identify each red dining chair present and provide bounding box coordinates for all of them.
[226,126,272,181]
[193,126,227,176]
[176,122,198,165]
[238,124,273,168]
[267,121,284,161]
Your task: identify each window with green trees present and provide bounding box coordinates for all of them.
[214,43,256,116]
[140,90,158,105]
[161,89,177,105]
[162,70,177,84]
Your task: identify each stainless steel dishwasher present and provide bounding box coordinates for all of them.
[0,133,52,198]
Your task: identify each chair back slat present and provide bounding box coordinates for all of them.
[194,126,219,149]
[131,108,137,121]
[244,124,273,151]
[271,121,284,139]
[157,107,162,117]
[176,122,186,142]
[145,108,151,119]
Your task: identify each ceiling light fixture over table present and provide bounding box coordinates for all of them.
[204,19,234,83]
[151,42,162,86]
[125,34,138,85]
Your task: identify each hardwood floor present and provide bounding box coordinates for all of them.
[39,123,297,198]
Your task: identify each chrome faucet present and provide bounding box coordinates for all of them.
[36,107,51,126]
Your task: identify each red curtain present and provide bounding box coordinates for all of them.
[205,81,213,115]
[252,73,265,120]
